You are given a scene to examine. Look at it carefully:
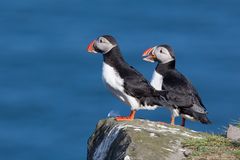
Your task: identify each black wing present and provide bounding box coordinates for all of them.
[118,65,165,99]
[163,70,206,110]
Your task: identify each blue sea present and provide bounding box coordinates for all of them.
[1,0,240,159]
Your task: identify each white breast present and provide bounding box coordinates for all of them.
[102,62,140,110]
[150,70,182,117]
[146,70,164,109]
[150,70,163,91]
[102,62,124,92]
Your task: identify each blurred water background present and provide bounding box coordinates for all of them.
[1,0,240,159]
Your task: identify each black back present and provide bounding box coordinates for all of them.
[156,61,206,112]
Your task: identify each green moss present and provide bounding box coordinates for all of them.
[237,123,240,128]
[232,150,240,159]
[183,134,240,160]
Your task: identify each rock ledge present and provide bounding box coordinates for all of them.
[87,118,203,160]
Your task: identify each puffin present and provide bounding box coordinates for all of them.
[142,44,211,126]
[87,35,169,121]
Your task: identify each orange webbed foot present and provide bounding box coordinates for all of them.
[115,116,134,121]
[114,110,136,122]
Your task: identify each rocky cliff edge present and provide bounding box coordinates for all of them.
[87,118,203,160]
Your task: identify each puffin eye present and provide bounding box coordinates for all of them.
[99,39,103,43]
[160,49,162,53]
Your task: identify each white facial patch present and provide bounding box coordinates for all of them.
[155,47,174,64]
[95,37,116,54]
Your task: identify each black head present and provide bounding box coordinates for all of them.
[87,35,118,54]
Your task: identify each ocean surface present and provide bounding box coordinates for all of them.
[1,0,240,159]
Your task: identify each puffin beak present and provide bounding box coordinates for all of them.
[142,47,156,63]
[87,40,97,53]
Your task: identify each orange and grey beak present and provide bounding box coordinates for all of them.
[87,40,97,53]
[142,47,156,63]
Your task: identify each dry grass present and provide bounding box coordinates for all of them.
[182,134,240,160]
